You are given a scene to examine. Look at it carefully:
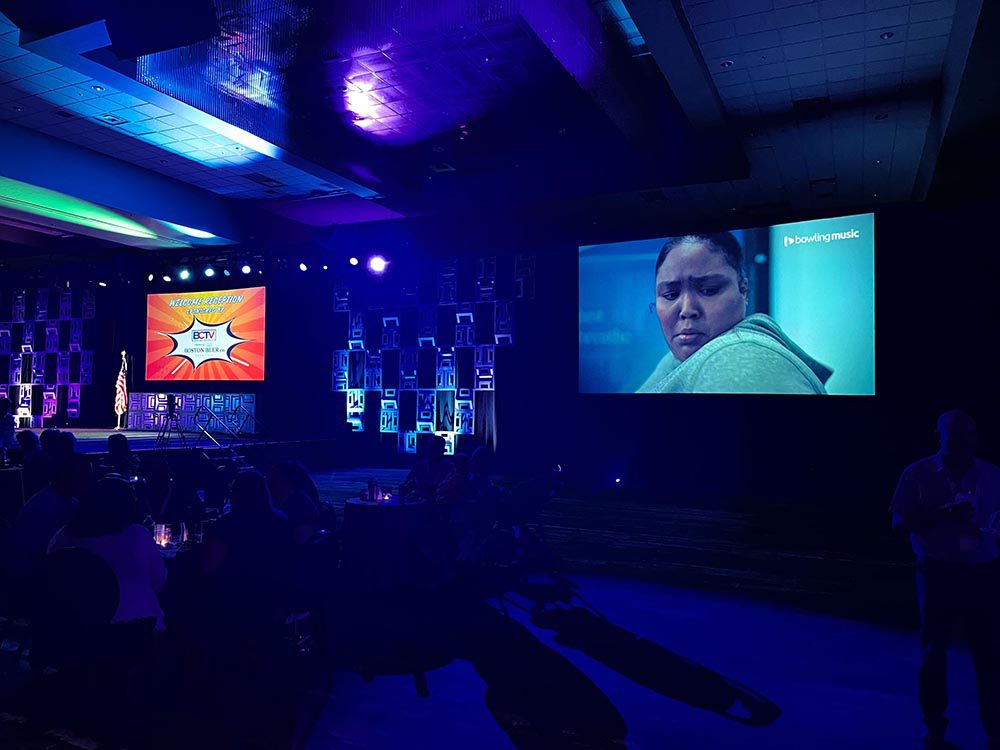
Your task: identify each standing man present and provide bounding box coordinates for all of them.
[891,410,1000,750]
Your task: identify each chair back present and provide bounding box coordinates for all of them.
[36,547,119,628]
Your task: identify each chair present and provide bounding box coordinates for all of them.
[30,547,120,671]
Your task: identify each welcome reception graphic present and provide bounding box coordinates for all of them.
[145,287,266,381]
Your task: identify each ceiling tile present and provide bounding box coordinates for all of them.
[818,0,866,18]
[753,76,791,93]
[905,35,948,56]
[740,29,782,51]
[865,6,911,29]
[686,0,731,25]
[780,22,823,44]
[908,17,953,39]
[748,60,789,80]
[782,39,825,59]
[739,11,779,33]
[825,49,865,68]
[865,41,906,61]
[774,3,821,26]
[785,55,827,74]
[824,32,866,52]
[909,0,956,23]
[788,70,829,88]
[827,64,866,82]
[822,14,867,36]
[694,19,738,41]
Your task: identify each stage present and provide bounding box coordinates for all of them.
[18,428,258,454]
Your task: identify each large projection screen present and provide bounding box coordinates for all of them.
[579,214,874,395]
[145,287,266,381]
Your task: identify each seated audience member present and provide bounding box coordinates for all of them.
[268,461,321,544]
[139,454,202,525]
[99,433,141,478]
[16,430,51,499]
[7,454,92,583]
[438,452,471,507]
[49,477,167,630]
[467,447,500,525]
[45,430,78,466]
[0,397,15,465]
[39,428,61,458]
[202,470,291,587]
[402,435,454,502]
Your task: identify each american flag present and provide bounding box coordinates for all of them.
[114,351,128,417]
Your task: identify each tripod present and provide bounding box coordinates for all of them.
[155,395,187,447]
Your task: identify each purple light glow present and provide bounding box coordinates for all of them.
[367,255,388,275]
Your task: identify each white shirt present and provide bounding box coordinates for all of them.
[49,524,168,630]
[891,454,1000,564]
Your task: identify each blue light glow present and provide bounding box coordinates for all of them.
[367,255,387,274]
[163,221,216,239]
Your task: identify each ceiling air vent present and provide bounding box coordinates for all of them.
[95,113,128,125]
[56,110,75,119]
[244,173,286,188]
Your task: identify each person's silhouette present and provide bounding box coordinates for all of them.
[891,410,1000,750]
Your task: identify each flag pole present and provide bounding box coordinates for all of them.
[114,349,128,431]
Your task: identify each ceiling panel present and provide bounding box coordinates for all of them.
[678,0,959,211]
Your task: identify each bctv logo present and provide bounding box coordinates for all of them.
[783,228,861,247]
[191,330,216,341]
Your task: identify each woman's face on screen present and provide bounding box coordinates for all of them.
[654,241,748,362]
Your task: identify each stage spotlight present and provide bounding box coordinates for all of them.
[98,281,107,287]
[241,264,252,275]
[322,265,329,271]
[178,269,191,280]
[223,269,231,277]
[299,262,308,272]
[204,266,215,278]
[349,257,359,266]
[147,274,154,282]
[162,275,172,283]
[367,255,388,275]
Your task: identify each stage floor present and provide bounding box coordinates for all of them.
[22,428,199,453]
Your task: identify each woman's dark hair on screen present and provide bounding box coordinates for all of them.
[654,232,747,282]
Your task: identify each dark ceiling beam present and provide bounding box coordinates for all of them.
[621,0,731,136]
[18,17,380,199]
[921,0,997,202]
[519,0,641,141]
[0,119,241,241]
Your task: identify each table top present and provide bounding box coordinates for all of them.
[346,496,427,507]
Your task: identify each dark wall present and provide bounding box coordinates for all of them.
[329,199,1000,514]
[53,196,1000,517]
